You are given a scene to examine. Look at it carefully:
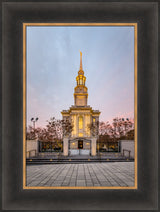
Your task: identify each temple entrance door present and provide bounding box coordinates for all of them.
[78,140,83,155]
[78,140,83,149]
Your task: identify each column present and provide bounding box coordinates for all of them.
[91,137,97,156]
[63,137,69,156]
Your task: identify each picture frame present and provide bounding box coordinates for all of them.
[2,1,158,211]
[23,22,137,190]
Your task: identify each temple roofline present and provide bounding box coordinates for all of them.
[61,105,101,115]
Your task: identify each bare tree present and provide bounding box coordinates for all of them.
[97,118,134,152]
[26,125,42,140]
[87,120,99,137]
[61,118,73,137]
[111,117,134,139]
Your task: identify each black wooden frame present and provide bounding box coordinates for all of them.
[1,1,158,211]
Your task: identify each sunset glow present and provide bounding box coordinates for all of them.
[27,26,134,128]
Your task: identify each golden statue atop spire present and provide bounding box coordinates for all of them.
[79,51,83,70]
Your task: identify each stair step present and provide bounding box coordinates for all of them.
[26,158,134,165]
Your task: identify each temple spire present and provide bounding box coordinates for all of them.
[80,51,83,70]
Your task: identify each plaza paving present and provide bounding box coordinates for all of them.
[26,162,135,187]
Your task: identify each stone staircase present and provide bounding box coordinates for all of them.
[26,152,134,165]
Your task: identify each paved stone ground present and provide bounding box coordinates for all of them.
[26,162,135,187]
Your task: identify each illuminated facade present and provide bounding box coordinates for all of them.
[61,52,100,156]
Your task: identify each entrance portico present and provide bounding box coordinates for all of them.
[69,137,91,156]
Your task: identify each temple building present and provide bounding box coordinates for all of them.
[61,52,100,156]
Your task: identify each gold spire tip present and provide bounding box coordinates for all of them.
[79,51,82,70]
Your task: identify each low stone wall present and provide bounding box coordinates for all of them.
[120,140,135,159]
[38,152,62,157]
[69,149,90,155]
[69,149,79,155]
[26,139,38,158]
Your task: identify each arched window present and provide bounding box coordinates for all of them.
[79,116,83,129]
[80,79,83,85]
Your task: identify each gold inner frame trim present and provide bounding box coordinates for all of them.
[23,23,137,190]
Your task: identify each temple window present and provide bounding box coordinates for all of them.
[79,116,83,129]
[80,79,83,85]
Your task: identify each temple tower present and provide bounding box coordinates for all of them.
[61,52,100,156]
[74,51,88,106]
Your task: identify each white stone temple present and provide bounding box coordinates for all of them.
[61,52,100,156]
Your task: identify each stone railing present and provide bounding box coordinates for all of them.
[26,149,37,158]
[122,149,131,158]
